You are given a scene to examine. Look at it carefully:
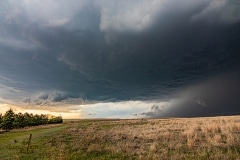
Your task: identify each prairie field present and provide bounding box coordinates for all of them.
[1,116,240,160]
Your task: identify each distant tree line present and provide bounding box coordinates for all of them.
[0,109,63,131]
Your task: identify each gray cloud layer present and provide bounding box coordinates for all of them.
[141,70,240,118]
[0,0,240,117]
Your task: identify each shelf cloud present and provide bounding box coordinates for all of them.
[0,0,240,118]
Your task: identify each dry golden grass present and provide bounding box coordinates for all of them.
[49,116,240,159]
[2,116,240,159]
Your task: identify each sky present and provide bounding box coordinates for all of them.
[0,0,240,119]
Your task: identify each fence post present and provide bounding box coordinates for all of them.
[27,134,32,152]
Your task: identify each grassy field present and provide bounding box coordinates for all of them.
[1,116,240,160]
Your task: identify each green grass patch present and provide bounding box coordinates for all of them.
[0,124,69,160]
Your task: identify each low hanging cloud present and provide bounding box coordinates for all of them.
[22,92,86,108]
[141,70,240,118]
[194,98,207,107]
[139,104,165,118]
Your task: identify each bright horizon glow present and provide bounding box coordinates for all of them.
[0,103,83,119]
[0,101,168,119]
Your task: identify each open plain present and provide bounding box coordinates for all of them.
[1,116,240,160]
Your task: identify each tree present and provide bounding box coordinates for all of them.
[0,110,63,131]
[23,112,32,126]
[40,114,48,125]
[48,116,63,124]
[2,109,15,131]
[0,113,3,129]
[13,113,25,128]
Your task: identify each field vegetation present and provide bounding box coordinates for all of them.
[1,116,240,159]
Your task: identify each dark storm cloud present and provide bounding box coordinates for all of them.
[0,0,240,117]
[161,70,240,117]
[139,70,240,118]
[57,0,240,101]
